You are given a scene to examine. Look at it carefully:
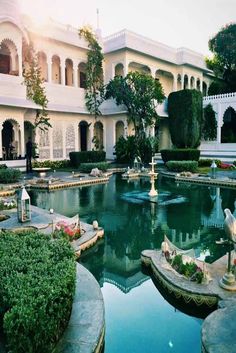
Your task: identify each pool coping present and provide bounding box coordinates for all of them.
[160,170,236,189]
[141,249,236,353]
[54,263,105,353]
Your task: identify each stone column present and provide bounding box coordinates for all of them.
[150,66,156,78]
[123,60,129,76]
[47,56,52,83]
[74,61,79,88]
[18,47,23,77]
[173,74,178,91]
[60,59,66,86]
[181,74,184,90]
[19,123,25,157]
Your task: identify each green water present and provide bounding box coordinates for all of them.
[30,175,235,353]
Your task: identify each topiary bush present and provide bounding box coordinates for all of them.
[0,168,21,183]
[69,151,106,167]
[161,149,200,163]
[0,230,76,353]
[168,89,202,148]
[166,160,198,172]
[79,162,110,173]
[32,159,70,169]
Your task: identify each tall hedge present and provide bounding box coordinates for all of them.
[161,149,200,163]
[168,89,202,148]
[69,151,106,167]
[0,231,76,353]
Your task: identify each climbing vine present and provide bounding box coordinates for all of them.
[79,27,104,119]
[23,43,51,130]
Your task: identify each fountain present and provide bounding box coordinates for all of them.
[148,156,158,197]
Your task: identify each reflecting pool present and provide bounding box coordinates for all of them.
[30,175,236,353]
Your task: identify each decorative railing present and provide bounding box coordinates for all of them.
[203,92,236,101]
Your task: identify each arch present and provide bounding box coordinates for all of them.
[79,121,89,151]
[24,121,35,145]
[78,62,86,88]
[2,119,19,160]
[115,63,124,77]
[65,58,73,86]
[221,107,236,143]
[52,55,61,84]
[177,74,182,90]
[93,121,104,150]
[203,81,207,96]
[128,62,151,75]
[196,78,201,91]
[115,121,125,142]
[37,51,48,81]
[190,76,195,89]
[0,38,19,75]
[155,69,174,96]
[183,74,188,90]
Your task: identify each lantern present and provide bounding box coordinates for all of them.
[17,186,31,222]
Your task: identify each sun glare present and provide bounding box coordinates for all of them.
[20,0,52,26]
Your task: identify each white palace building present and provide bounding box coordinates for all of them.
[0,0,235,165]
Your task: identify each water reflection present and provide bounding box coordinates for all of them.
[29,175,236,353]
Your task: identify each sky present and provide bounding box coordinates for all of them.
[19,0,236,56]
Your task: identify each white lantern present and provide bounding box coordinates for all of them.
[17,186,31,223]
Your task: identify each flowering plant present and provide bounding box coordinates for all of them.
[54,220,81,241]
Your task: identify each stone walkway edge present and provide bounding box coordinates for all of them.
[54,263,105,353]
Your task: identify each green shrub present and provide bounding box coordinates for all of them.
[202,104,217,141]
[0,231,76,353]
[0,168,21,183]
[166,160,198,172]
[114,136,136,164]
[0,164,7,169]
[198,159,221,167]
[168,89,202,148]
[32,159,70,169]
[79,162,110,173]
[69,151,106,167]
[161,149,200,163]
[114,136,158,165]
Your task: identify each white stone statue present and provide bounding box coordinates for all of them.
[90,168,102,177]
[224,208,236,250]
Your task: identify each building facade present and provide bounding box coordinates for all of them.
[0,0,213,162]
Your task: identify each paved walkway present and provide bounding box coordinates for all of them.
[55,263,105,353]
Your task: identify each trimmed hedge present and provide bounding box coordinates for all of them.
[0,168,21,183]
[168,89,202,148]
[79,162,110,173]
[198,159,221,167]
[32,159,70,169]
[69,151,106,167]
[161,149,200,163]
[0,231,76,353]
[166,160,198,172]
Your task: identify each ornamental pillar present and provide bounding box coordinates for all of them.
[47,57,52,83]
[60,59,66,86]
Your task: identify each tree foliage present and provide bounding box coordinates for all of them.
[202,104,217,141]
[23,44,51,130]
[168,89,202,148]
[79,27,104,119]
[206,23,236,94]
[105,72,165,139]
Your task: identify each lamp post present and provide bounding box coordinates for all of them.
[211,160,217,179]
[17,186,31,223]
